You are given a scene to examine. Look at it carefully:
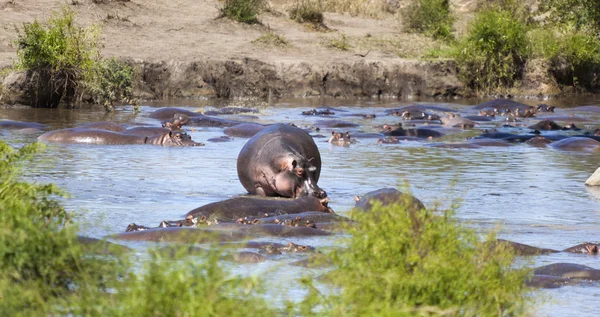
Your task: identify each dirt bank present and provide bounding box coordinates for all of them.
[0,0,554,102]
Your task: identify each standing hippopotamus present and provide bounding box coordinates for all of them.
[237,123,326,198]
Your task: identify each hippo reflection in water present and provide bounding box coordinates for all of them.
[38,128,204,146]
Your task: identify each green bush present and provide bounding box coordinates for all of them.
[89,58,134,110]
[221,0,265,24]
[289,0,324,24]
[15,7,101,107]
[528,27,600,88]
[540,0,600,33]
[0,141,125,314]
[402,0,455,41]
[295,197,532,316]
[455,8,530,92]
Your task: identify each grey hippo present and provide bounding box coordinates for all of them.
[354,188,426,214]
[237,123,327,198]
[185,195,333,221]
[38,128,203,146]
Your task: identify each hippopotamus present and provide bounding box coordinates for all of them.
[38,128,203,146]
[526,274,580,289]
[148,107,244,127]
[207,136,234,142]
[550,137,600,151]
[384,104,456,115]
[109,227,252,243]
[76,236,131,255]
[77,121,127,132]
[121,126,172,137]
[536,104,556,112]
[148,107,201,120]
[354,188,426,214]
[525,136,554,147]
[224,123,265,138]
[328,131,357,146]
[302,108,335,116]
[237,123,326,199]
[533,263,600,280]
[440,114,477,129]
[162,113,190,130]
[0,120,49,133]
[314,120,359,129]
[383,124,443,138]
[185,195,333,221]
[493,239,600,256]
[204,107,259,116]
[472,98,533,113]
[528,119,562,130]
[238,211,351,226]
[219,240,316,253]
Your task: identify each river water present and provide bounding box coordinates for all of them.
[2,96,600,316]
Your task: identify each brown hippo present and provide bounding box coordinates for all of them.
[148,107,201,120]
[354,188,426,214]
[472,98,533,113]
[121,126,172,137]
[224,123,265,138]
[185,195,332,221]
[528,119,562,130]
[109,227,251,243]
[550,137,600,151]
[534,263,600,280]
[77,121,126,132]
[328,131,357,146]
[440,114,477,129]
[0,120,48,130]
[38,128,203,146]
[383,124,444,138]
[237,123,326,199]
[149,107,244,127]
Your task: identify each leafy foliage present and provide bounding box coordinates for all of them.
[295,197,532,316]
[15,7,100,107]
[221,0,265,24]
[454,8,530,92]
[89,58,134,109]
[539,0,600,33]
[0,141,124,314]
[402,0,455,41]
[14,6,134,109]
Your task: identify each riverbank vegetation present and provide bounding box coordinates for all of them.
[294,198,532,316]
[1,139,534,315]
[12,6,133,109]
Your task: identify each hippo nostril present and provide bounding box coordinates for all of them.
[312,190,327,198]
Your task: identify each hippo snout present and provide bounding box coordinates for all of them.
[312,189,327,199]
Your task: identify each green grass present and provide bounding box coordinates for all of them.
[454,7,530,93]
[221,0,266,24]
[327,33,351,51]
[294,196,532,316]
[402,0,455,41]
[289,0,324,24]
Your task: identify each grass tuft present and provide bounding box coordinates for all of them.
[221,0,266,24]
[252,31,290,47]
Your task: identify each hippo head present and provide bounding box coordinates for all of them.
[147,131,204,146]
[274,155,326,199]
[162,113,191,130]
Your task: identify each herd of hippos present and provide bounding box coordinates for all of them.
[5,97,600,288]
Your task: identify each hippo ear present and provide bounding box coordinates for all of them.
[169,131,173,137]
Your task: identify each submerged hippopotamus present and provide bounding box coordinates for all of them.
[38,128,203,146]
[148,107,244,128]
[77,121,126,132]
[550,137,600,151]
[354,188,426,214]
[185,195,333,221]
[237,123,326,198]
[328,131,357,146]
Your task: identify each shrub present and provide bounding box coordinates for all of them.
[402,0,455,41]
[89,58,134,110]
[289,0,324,24]
[0,141,124,314]
[295,197,532,316]
[454,8,530,92]
[221,0,265,24]
[539,0,600,33]
[529,27,600,88]
[15,7,101,107]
